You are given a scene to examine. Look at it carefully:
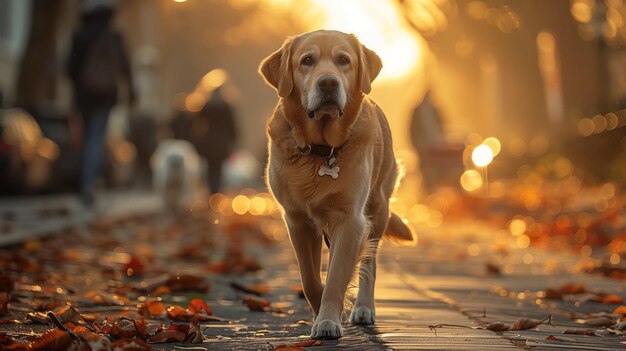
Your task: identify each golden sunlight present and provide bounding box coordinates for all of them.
[316,0,423,80]
[232,0,428,81]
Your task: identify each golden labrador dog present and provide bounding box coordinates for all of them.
[259,30,413,339]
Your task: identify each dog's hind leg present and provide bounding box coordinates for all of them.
[285,212,323,316]
[312,213,367,339]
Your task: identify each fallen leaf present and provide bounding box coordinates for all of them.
[28,329,74,351]
[149,330,186,343]
[188,298,212,316]
[167,305,195,321]
[576,317,615,327]
[543,288,562,300]
[144,300,167,318]
[27,312,50,324]
[558,283,587,294]
[546,335,563,341]
[150,286,171,296]
[614,306,626,315]
[483,322,510,331]
[122,257,145,277]
[599,294,623,304]
[485,263,501,276]
[187,321,204,343]
[76,331,110,351]
[166,274,210,293]
[243,296,270,312]
[510,315,551,330]
[52,306,82,324]
[562,329,597,336]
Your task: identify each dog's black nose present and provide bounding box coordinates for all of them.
[317,76,339,93]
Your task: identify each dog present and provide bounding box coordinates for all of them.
[259,30,414,339]
[151,139,202,214]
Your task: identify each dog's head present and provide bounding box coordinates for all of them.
[260,30,382,121]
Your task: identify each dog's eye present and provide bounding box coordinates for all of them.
[338,55,350,65]
[301,55,314,66]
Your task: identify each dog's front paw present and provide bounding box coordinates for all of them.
[350,305,375,325]
[311,319,342,339]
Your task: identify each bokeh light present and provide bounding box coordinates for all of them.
[471,145,494,167]
[232,195,250,215]
[460,170,483,192]
[482,137,501,156]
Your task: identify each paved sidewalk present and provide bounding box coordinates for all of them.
[0,191,160,246]
[1,193,625,350]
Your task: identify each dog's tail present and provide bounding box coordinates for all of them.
[384,212,415,243]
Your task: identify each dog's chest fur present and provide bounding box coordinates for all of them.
[266,102,382,220]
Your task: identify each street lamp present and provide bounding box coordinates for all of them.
[470,140,499,196]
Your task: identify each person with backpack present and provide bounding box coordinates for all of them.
[67,2,134,206]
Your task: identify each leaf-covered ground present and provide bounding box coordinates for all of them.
[0,182,625,350]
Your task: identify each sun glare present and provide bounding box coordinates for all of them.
[315,0,423,81]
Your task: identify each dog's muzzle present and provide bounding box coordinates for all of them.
[307,75,345,120]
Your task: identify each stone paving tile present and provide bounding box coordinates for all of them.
[378,222,626,351]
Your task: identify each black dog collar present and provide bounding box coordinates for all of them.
[299,144,339,157]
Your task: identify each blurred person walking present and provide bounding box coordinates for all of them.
[410,90,463,193]
[410,91,445,192]
[192,84,238,194]
[67,1,134,206]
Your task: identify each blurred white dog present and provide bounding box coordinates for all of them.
[151,140,202,213]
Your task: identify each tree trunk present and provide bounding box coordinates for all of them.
[15,0,64,114]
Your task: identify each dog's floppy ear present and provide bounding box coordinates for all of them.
[259,38,294,98]
[359,43,382,94]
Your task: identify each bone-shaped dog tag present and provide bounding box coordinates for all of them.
[318,164,340,179]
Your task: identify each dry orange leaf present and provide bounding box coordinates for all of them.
[122,256,145,277]
[613,305,626,315]
[188,298,212,316]
[28,329,74,351]
[558,283,587,295]
[543,288,562,300]
[510,315,551,331]
[166,305,194,321]
[243,296,270,312]
[600,294,623,304]
[150,285,171,296]
[145,300,166,318]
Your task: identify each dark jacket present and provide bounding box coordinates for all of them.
[192,89,238,161]
[67,6,132,114]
